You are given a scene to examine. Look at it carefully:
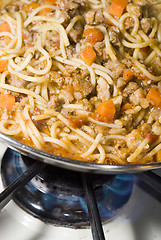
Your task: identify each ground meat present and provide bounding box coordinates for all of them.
[5,0,23,13]
[129,88,145,106]
[89,96,101,110]
[126,129,144,152]
[151,108,161,121]
[56,0,87,22]
[23,29,34,46]
[138,47,149,61]
[112,95,123,106]
[117,77,126,88]
[80,69,89,79]
[80,99,93,111]
[131,65,149,81]
[105,60,125,79]
[49,71,64,89]
[140,18,152,34]
[151,56,161,75]
[123,82,139,97]
[95,9,104,24]
[84,10,95,24]
[108,26,121,47]
[66,46,76,59]
[132,0,146,6]
[114,139,129,160]
[121,58,133,68]
[45,39,56,53]
[33,119,46,132]
[126,3,142,17]
[140,98,149,109]
[59,89,74,103]
[152,122,161,135]
[48,95,64,112]
[113,96,123,116]
[57,0,79,11]
[120,113,133,129]
[68,19,84,43]
[93,42,104,57]
[124,18,134,30]
[7,75,26,88]
[97,77,110,102]
[72,76,93,100]
[69,29,82,43]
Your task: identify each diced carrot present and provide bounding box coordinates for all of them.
[144,132,159,144]
[109,0,128,18]
[23,3,40,13]
[80,46,96,66]
[39,8,52,15]
[84,28,104,45]
[0,60,8,73]
[39,0,57,14]
[123,69,134,81]
[97,99,116,123]
[0,22,11,33]
[121,102,132,111]
[146,87,161,107]
[44,0,57,5]
[0,93,15,111]
[4,36,11,45]
[156,149,161,162]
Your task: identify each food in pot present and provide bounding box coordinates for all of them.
[0,0,161,165]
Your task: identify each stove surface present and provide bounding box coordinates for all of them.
[0,142,161,240]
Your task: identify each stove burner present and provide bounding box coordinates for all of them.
[1,149,133,228]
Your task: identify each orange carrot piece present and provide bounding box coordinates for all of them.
[39,0,57,14]
[44,0,57,5]
[121,102,132,111]
[109,0,128,17]
[97,99,116,123]
[80,46,96,66]
[0,93,15,110]
[156,149,161,162]
[146,87,161,107]
[39,8,52,14]
[123,69,134,81]
[0,60,8,73]
[0,22,11,33]
[84,28,104,45]
[23,3,40,13]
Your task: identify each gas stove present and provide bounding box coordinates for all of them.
[0,141,161,240]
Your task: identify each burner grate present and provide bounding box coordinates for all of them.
[0,149,135,240]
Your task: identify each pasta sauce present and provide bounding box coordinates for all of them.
[0,0,161,165]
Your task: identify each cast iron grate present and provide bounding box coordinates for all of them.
[0,148,159,240]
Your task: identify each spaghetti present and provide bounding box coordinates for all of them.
[0,0,161,164]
